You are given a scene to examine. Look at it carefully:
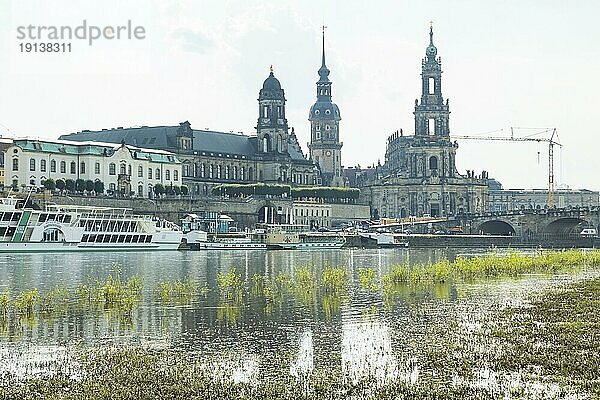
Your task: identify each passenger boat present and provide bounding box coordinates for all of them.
[0,197,183,252]
[259,224,346,250]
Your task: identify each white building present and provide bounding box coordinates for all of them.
[4,139,182,198]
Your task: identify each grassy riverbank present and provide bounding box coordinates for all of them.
[2,270,600,398]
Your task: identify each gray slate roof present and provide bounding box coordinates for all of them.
[60,124,307,162]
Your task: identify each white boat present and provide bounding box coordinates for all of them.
[0,196,183,252]
[360,232,409,248]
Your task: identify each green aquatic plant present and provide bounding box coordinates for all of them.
[14,288,39,316]
[157,278,200,304]
[251,274,266,297]
[75,273,143,315]
[217,269,243,301]
[321,266,348,294]
[39,286,70,315]
[358,267,378,292]
[0,289,9,317]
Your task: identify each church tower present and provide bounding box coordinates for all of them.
[308,27,343,187]
[257,66,289,154]
[414,26,450,138]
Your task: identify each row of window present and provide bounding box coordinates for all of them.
[0,212,22,222]
[81,234,153,244]
[21,158,179,181]
[79,219,139,233]
[294,208,330,217]
[183,164,254,181]
[38,214,72,223]
[182,163,314,185]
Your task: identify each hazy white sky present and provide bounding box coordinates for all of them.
[1,0,599,190]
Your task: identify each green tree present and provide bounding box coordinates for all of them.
[65,179,75,192]
[153,184,165,196]
[180,185,189,196]
[42,178,56,191]
[94,180,104,194]
[55,179,66,191]
[85,180,95,192]
[173,185,181,195]
[75,179,86,193]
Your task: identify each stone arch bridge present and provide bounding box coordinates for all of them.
[456,207,600,238]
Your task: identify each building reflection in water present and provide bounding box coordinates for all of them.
[341,316,399,385]
[290,328,314,378]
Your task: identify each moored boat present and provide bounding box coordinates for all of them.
[0,197,182,252]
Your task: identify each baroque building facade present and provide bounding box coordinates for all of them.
[363,27,489,218]
[4,138,181,197]
[60,70,319,197]
[308,29,344,187]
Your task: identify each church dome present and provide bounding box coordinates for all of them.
[262,71,281,91]
[309,101,341,120]
[259,68,285,100]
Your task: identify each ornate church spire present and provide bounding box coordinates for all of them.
[318,26,330,84]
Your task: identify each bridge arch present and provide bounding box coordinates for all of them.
[543,217,589,236]
[476,220,516,236]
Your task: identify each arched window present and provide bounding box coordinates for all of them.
[60,161,66,173]
[138,185,143,196]
[80,162,86,174]
[277,135,283,153]
[127,164,131,176]
[225,166,230,180]
[50,160,56,173]
[166,170,170,180]
[209,164,214,179]
[183,164,189,177]
[248,167,253,181]
[148,168,153,179]
[95,162,100,174]
[201,163,206,178]
[40,159,46,172]
[262,135,270,152]
[70,161,76,174]
[429,156,438,170]
[138,166,143,177]
[233,166,238,180]
[155,168,161,180]
[109,163,116,175]
[217,165,222,179]
[174,170,178,181]
[240,166,245,181]
[120,164,126,175]
[29,158,36,171]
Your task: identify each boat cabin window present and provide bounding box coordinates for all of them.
[43,228,63,242]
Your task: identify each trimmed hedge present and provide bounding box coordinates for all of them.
[211,184,359,200]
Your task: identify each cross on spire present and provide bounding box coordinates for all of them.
[321,25,327,67]
[429,21,434,45]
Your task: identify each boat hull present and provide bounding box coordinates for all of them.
[0,241,181,253]
[192,242,267,250]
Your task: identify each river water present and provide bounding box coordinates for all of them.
[0,248,592,387]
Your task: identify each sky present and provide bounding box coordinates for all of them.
[1,0,599,191]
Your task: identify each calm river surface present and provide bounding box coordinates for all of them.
[0,248,594,385]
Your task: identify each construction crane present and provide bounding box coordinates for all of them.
[451,128,562,208]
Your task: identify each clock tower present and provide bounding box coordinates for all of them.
[414,26,450,138]
[308,27,344,187]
